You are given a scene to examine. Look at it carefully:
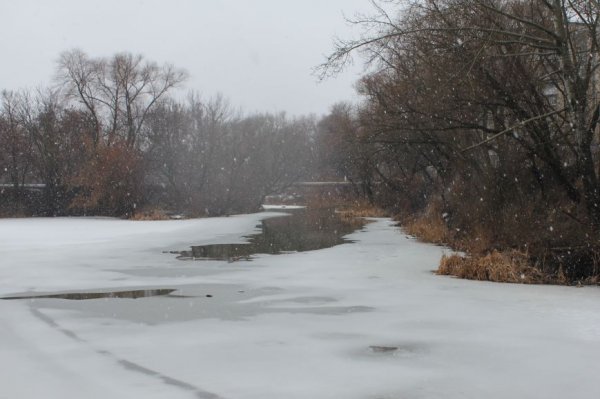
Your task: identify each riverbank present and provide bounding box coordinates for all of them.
[399,207,600,286]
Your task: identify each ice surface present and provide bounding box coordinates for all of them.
[1,215,600,399]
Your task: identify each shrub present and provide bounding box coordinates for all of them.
[69,141,143,217]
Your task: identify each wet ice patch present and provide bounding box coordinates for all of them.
[174,208,366,261]
[364,342,428,358]
[1,289,177,301]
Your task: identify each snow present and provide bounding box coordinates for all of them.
[1,214,600,399]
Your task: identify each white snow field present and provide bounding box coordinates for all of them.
[1,213,600,399]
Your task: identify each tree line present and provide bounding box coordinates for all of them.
[3,1,599,279]
[0,50,315,217]
[318,0,600,279]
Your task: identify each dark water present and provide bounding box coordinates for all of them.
[1,289,176,301]
[176,208,366,261]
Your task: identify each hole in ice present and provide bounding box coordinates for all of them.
[367,343,427,356]
[174,207,366,262]
[369,345,399,353]
[1,288,178,300]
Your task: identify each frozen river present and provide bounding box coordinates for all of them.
[1,211,600,399]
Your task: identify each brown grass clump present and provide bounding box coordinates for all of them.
[129,207,171,221]
[337,200,388,219]
[582,275,600,285]
[399,199,451,245]
[302,191,387,218]
[454,225,495,255]
[403,214,449,245]
[304,190,354,209]
[437,250,547,284]
[0,210,28,218]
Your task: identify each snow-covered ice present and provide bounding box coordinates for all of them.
[1,214,600,399]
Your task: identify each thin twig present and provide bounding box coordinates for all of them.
[461,108,565,152]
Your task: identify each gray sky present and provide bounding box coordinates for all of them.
[0,0,373,116]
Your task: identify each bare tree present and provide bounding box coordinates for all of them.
[321,0,600,225]
[317,0,600,277]
[0,91,32,195]
[57,49,188,148]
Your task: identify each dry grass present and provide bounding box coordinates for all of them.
[397,202,555,284]
[129,207,171,221]
[304,190,354,209]
[455,225,496,255]
[336,200,388,219]
[399,199,451,245]
[0,208,29,218]
[582,275,600,285]
[303,192,387,218]
[437,251,549,284]
[392,198,599,285]
[403,214,449,245]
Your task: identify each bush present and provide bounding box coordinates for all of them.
[69,141,143,217]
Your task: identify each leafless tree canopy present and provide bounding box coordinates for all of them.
[56,49,188,148]
[316,0,600,278]
[0,50,315,217]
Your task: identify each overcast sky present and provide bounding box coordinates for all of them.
[0,0,374,116]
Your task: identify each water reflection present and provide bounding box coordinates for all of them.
[1,289,176,300]
[176,208,366,261]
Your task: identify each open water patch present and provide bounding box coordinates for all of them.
[174,207,366,261]
[1,288,177,300]
[364,342,429,358]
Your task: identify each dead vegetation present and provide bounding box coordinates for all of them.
[129,207,171,221]
[302,188,387,218]
[401,200,598,285]
[437,251,551,284]
[0,210,28,218]
[401,204,449,245]
[336,200,388,219]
